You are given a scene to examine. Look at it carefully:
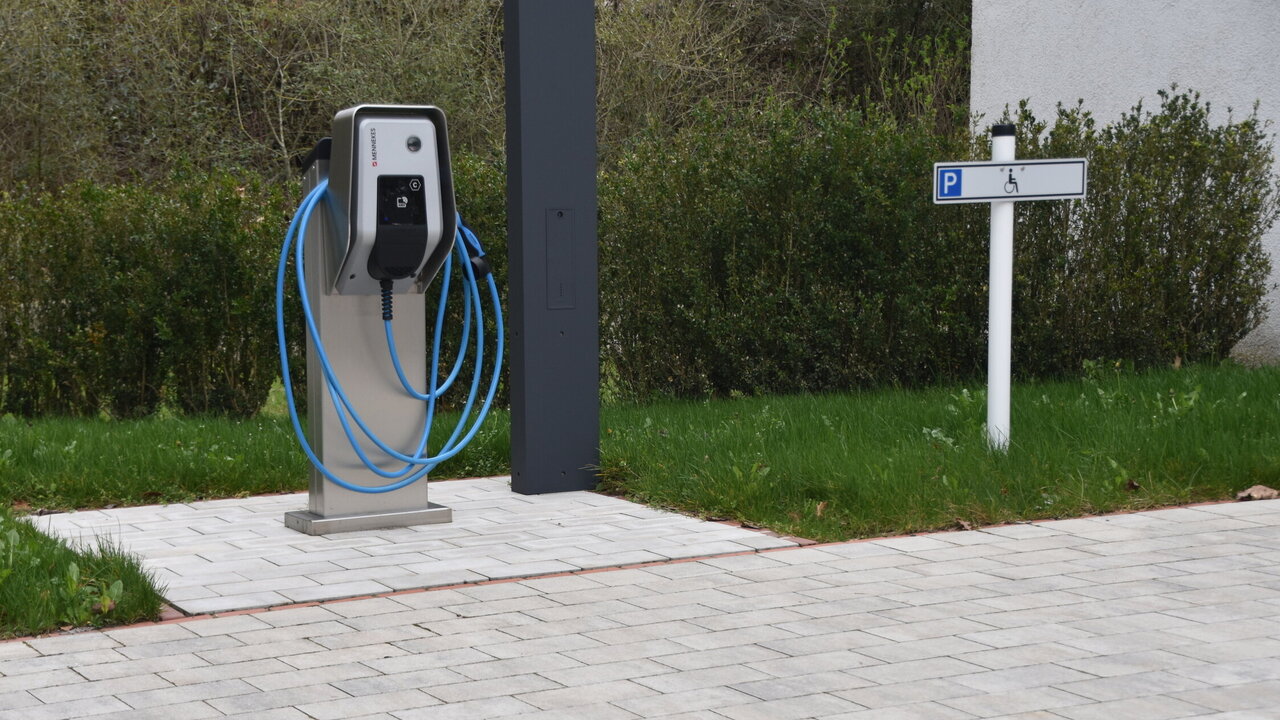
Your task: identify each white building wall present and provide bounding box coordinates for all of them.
[971,0,1280,362]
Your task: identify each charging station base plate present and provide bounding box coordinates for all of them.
[284,503,452,536]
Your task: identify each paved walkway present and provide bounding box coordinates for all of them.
[33,478,798,615]
[7,480,1280,719]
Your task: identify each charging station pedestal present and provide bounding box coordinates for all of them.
[284,106,457,535]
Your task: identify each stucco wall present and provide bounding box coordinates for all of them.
[971,0,1280,362]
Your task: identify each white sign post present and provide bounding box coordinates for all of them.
[933,125,1087,451]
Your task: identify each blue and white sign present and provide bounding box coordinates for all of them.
[938,168,963,198]
[932,158,1087,204]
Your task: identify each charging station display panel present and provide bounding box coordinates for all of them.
[328,106,456,296]
[377,176,427,227]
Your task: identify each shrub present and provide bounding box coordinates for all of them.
[600,99,986,398]
[0,170,291,417]
[0,182,169,417]
[157,170,292,416]
[1011,89,1276,372]
[600,89,1276,400]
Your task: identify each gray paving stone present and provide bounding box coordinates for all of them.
[827,700,979,719]
[959,622,1094,649]
[1049,695,1215,720]
[30,673,170,704]
[669,623,799,651]
[1169,636,1280,664]
[949,662,1096,693]
[333,666,467,695]
[74,652,211,682]
[564,638,691,665]
[715,692,864,720]
[26,632,121,655]
[228,620,353,646]
[516,678,654,710]
[613,686,761,716]
[537,658,670,686]
[655,645,785,672]
[0,668,83,695]
[220,709,314,720]
[633,664,773,693]
[0,645,127,671]
[281,642,409,669]
[312,624,436,650]
[864,616,998,642]
[76,700,225,720]
[1170,657,1280,686]
[392,696,539,719]
[513,702,642,720]
[159,657,293,685]
[858,635,994,663]
[0,642,38,662]
[196,638,328,665]
[835,677,982,709]
[745,649,880,677]
[1057,649,1204,677]
[427,673,562,703]
[1171,679,1280,712]
[207,683,350,714]
[181,592,293,614]
[116,678,257,709]
[19,696,147,720]
[338,606,454,631]
[849,656,987,685]
[584,620,708,646]
[299,689,441,719]
[246,660,382,691]
[500,613,624,640]
[730,670,875,701]
[940,687,1091,717]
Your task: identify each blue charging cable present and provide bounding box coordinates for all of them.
[275,179,504,493]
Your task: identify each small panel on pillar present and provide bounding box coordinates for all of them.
[546,208,576,309]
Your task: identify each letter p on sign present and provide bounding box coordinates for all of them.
[938,168,962,198]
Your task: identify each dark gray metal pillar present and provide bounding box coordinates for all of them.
[504,0,599,494]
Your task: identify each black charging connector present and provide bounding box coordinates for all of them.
[380,279,394,321]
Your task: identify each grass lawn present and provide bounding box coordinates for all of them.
[0,407,511,512]
[4,364,1278,536]
[0,506,165,638]
[598,362,1280,542]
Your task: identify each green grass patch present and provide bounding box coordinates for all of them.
[0,506,165,638]
[0,408,511,512]
[5,363,1280,550]
[598,363,1280,542]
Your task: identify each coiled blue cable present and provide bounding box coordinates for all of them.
[276,180,504,494]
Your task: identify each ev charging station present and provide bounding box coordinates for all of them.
[278,105,503,535]
[276,2,599,535]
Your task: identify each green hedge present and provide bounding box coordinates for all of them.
[0,156,508,419]
[1,89,1273,415]
[599,89,1276,399]
[600,99,988,397]
[1011,90,1274,373]
[0,170,291,417]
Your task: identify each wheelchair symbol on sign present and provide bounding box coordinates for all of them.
[1004,168,1019,194]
